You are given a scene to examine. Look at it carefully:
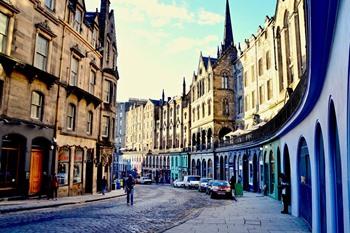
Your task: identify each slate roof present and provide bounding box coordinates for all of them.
[85,12,98,28]
[203,57,217,69]
[149,99,161,106]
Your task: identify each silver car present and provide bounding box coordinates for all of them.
[198,178,213,192]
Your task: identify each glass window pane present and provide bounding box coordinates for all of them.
[0,13,8,35]
[37,36,48,55]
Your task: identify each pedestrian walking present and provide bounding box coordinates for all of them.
[101,176,107,195]
[125,174,135,205]
[51,173,59,200]
[230,175,237,202]
[278,173,289,214]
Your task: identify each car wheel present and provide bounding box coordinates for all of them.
[210,193,215,199]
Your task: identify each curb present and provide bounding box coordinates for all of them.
[0,193,126,214]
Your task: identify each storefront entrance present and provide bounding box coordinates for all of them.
[29,149,43,194]
[0,134,26,197]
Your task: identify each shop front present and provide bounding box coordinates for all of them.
[0,122,54,198]
[57,143,97,197]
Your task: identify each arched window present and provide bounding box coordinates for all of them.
[67,104,76,130]
[207,99,212,115]
[221,73,228,89]
[31,91,44,120]
[276,27,284,92]
[283,11,293,85]
[223,99,229,116]
[197,106,200,120]
[202,103,205,118]
[207,74,211,92]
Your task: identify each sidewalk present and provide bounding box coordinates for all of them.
[165,192,310,233]
[0,189,125,214]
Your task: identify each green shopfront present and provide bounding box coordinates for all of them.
[170,153,189,181]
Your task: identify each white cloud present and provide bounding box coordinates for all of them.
[109,0,222,28]
[167,35,219,54]
[197,9,224,25]
[115,0,194,27]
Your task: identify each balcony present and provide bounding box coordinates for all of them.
[218,72,308,148]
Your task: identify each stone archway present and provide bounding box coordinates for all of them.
[202,159,207,177]
[196,159,201,176]
[207,128,213,149]
[328,100,344,233]
[201,130,206,150]
[207,159,213,178]
[315,123,326,233]
[298,137,312,228]
[191,159,196,175]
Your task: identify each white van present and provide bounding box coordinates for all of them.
[183,175,201,189]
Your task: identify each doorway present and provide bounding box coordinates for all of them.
[298,137,312,228]
[29,149,43,194]
[85,149,93,193]
[243,154,249,191]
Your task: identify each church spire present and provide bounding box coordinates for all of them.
[223,0,234,50]
[182,77,186,97]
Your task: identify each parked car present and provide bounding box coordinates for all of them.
[183,175,201,189]
[205,179,215,195]
[135,176,141,184]
[139,176,152,184]
[173,179,184,188]
[209,180,232,199]
[198,178,212,192]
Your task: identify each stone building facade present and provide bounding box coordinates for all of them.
[0,0,119,198]
[121,0,307,185]
[234,0,307,129]
[0,0,59,198]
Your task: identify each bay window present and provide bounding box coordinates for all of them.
[102,116,110,137]
[103,80,112,103]
[0,12,9,53]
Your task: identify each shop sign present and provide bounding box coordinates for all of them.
[75,149,83,162]
[59,149,69,162]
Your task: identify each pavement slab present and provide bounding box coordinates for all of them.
[165,192,310,233]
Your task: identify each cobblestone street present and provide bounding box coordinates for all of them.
[0,185,227,233]
[0,186,309,233]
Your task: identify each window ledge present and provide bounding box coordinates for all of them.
[0,0,20,14]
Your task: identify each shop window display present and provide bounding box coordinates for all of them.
[58,148,69,185]
[73,148,83,183]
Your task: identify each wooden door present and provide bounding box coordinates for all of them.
[29,150,43,194]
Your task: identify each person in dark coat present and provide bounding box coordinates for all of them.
[51,173,59,200]
[101,176,107,195]
[278,173,289,214]
[125,174,135,205]
[230,175,237,202]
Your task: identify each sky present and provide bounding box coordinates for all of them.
[85,0,277,101]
